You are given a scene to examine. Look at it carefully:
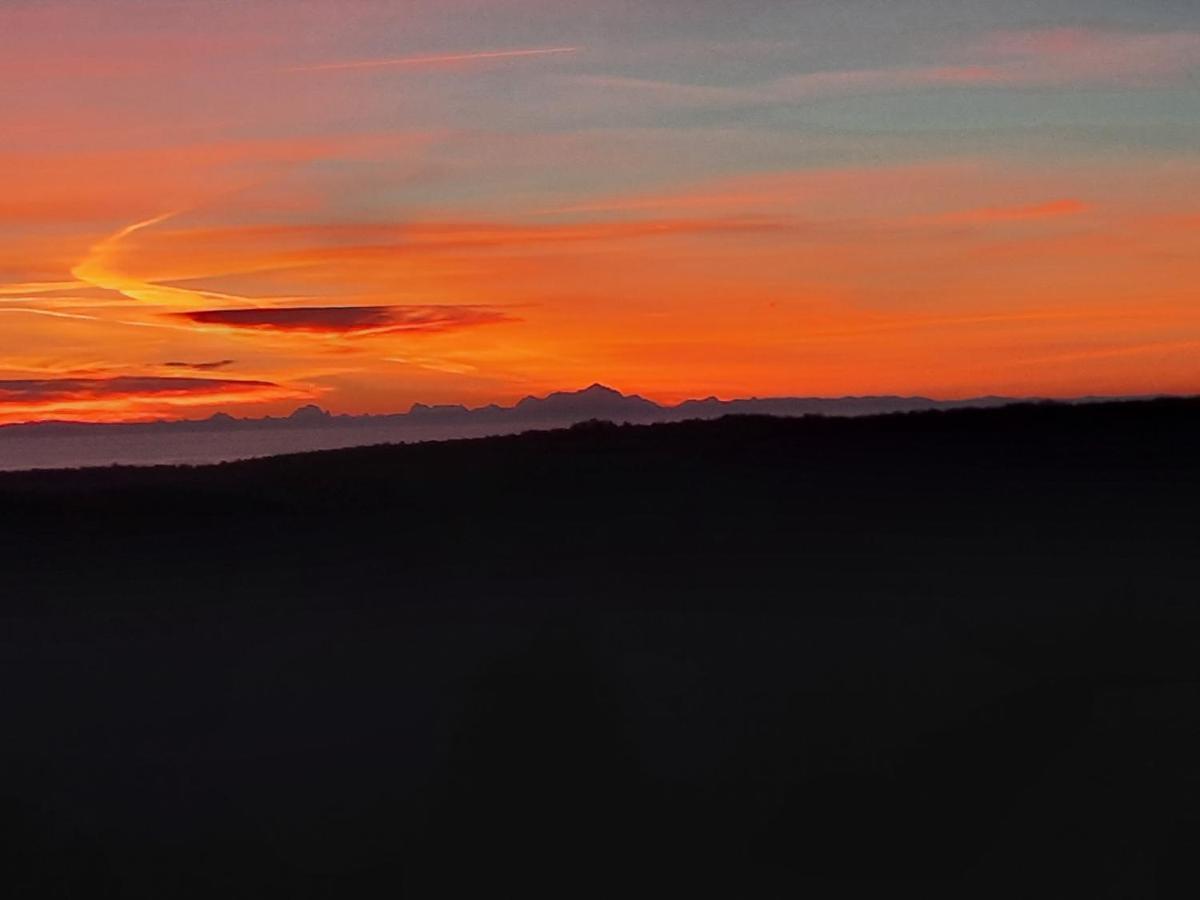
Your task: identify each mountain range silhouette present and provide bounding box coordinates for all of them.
[0,383,1157,438]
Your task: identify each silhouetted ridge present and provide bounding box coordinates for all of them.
[0,397,1197,896]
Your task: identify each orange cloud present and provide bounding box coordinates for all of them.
[921,199,1091,226]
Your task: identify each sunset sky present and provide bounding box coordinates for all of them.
[2,0,1198,423]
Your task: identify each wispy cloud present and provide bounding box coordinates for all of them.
[1016,338,1200,367]
[0,307,104,323]
[0,281,86,296]
[579,27,1200,108]
[963,27,1200,86]
[384,355,479,376]
[71,212,264,310]
[131,218,788,265]
[541,162,980,216]
[287,46,580,73]
[920,199,1091,226]
[63,212,777,324]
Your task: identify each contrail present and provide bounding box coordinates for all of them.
[0,281,85,296]
[0,307,102,322]
[72,211,260,310]
[287,46,580,73]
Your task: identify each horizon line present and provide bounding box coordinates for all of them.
[0,385,1187,430]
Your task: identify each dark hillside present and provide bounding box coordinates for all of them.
[1,399,1198,896]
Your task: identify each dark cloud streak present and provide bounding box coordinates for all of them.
[178,305,515,335]
[163,359,237,371]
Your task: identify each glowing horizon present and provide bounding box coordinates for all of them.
[2,1,1198,425]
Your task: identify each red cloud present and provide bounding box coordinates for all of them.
[179,305,515,336]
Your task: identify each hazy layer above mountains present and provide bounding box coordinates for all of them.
[0,384,1160,471]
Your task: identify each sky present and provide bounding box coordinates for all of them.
[1,0,1198,424]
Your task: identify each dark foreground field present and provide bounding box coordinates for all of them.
[2,399,1198,897]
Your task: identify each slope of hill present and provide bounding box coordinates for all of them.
[1,399,1197,897]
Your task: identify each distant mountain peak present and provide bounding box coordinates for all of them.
[536,383,624,401]
[288,404,332,421]
[505,383,659,421]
